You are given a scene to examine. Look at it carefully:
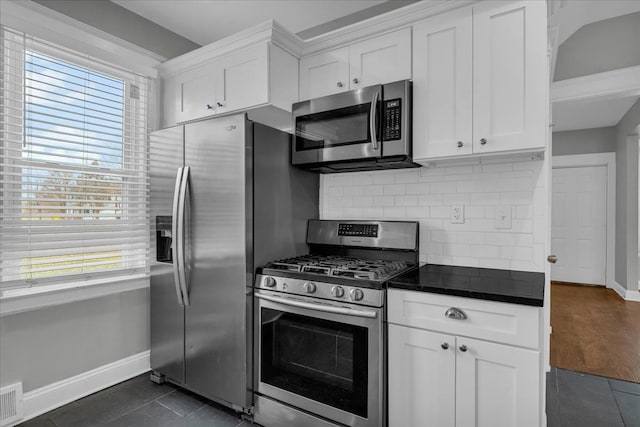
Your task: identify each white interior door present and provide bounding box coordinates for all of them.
[551,166,607,285]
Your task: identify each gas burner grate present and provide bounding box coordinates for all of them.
[266,255,411,281]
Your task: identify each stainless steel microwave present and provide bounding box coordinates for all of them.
[291,79,418,173]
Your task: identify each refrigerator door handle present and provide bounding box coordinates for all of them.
[172,167,185,306]
[177,166,191,306]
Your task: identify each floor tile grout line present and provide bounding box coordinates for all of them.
[607,377,629,427]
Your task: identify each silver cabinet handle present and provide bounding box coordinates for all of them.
[445,307,467,320]
[441,343,449,350]
[216,101,223,108]
[171,167,185,306]
[457,141,464,148]
[459,344,468,352]
[353,78,359,84]
[206,104,213,110]
[337,82,343,88]
[547,255,558,264]
[480,138,487,145]
[177,166,191,306]
[256,293,378,319]
[370,90,379,150]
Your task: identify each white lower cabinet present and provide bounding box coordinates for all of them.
[388,290,542,427]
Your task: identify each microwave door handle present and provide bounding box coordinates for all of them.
[370,90,380,150]
[256,293,378,319]
[171,167,185,306]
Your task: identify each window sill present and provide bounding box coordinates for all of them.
[0,274,150,317]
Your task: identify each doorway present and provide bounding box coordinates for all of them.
[551,153,615,287]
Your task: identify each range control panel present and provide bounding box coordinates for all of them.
[382,98,402,141]
[338,223,379,238]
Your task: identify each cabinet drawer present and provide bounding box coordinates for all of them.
[388,289,540,349]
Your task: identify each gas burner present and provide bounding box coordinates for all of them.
[266,255,411,282]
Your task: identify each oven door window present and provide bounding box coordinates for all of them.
[261,307,368,417]
[295,103,378,151]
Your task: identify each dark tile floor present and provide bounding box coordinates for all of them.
[547,367,640,427]
[19,368,640,426]
[18,374,249,427]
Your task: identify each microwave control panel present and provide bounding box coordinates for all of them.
[382,98,402,141]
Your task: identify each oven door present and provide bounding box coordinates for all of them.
[255,289,384,427]
[292,85,382,166]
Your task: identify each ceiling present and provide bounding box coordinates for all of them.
[110,0,415,45]
[549,0,640,132]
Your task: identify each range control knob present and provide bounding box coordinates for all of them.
[331,286,345,298]
[303,282,317,293]
[349,288,364,301]
[264,277,276,288]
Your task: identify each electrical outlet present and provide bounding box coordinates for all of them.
[451,204,464,224]
[495,206,512,229]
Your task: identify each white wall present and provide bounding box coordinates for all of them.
[0,287,149,393]
[552,127,616,156]
[320,160,547,272]
[615,99,640,291]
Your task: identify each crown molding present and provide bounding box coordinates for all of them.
[157,19,304,76]
[0,0,164,77]
[551,65,640,103]
[300,0,475,56]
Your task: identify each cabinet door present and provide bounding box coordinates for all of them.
[299,47,349,100]
[472,0,547,153]
[176,61,217,123]
[214,44,269,114]
[388,324,455,427]
[349,27,412,90]
[455,337,540,427]
[412,9,472,160]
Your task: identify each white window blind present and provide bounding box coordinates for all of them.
[1,26,150,290]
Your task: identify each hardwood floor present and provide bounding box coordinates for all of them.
[550,282,640,383]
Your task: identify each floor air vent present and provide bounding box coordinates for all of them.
[0,383,23,427]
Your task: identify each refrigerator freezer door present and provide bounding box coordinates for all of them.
[183,114,251,409]
[150,125,185,384]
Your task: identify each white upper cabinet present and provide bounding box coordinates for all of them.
[348,27,412,90]
[473,0,547,154]
[299,47,349,100]
[299,28,411,100]
[174,60,218,124]
[213,44,269,115]
[413,8,473,159]
[158,22,300,129]
[413,1,547,161]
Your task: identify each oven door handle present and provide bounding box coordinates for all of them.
[256,293,378,319]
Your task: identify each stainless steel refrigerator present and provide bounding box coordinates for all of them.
[149,113,318,413]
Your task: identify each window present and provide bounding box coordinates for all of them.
[1,26,150,291]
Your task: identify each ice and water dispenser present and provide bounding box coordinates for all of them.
[156,216,172,263]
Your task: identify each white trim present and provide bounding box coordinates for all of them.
[157,20,304,76]
[0,275,149,317]
[14,351,150,426]
[552,153,616,289]
[551,65,640,103]
[610,281,640,302]
[0,0,164,77]
[300,0,475,56]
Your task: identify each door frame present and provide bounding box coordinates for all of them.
[552,153,616,289]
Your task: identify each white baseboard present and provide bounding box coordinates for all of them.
[611,281,640,302]
[17,350,150,425]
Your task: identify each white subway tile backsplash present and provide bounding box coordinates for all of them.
[343,185,363,196]
[373,196,395,207]
[395,195,418,207]
[383,184,406,195]
[395,170,419,183]
[320,160,546,272]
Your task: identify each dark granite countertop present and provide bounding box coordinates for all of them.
[388,264,545,307]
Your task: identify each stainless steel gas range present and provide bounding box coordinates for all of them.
[253,220,419,427]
